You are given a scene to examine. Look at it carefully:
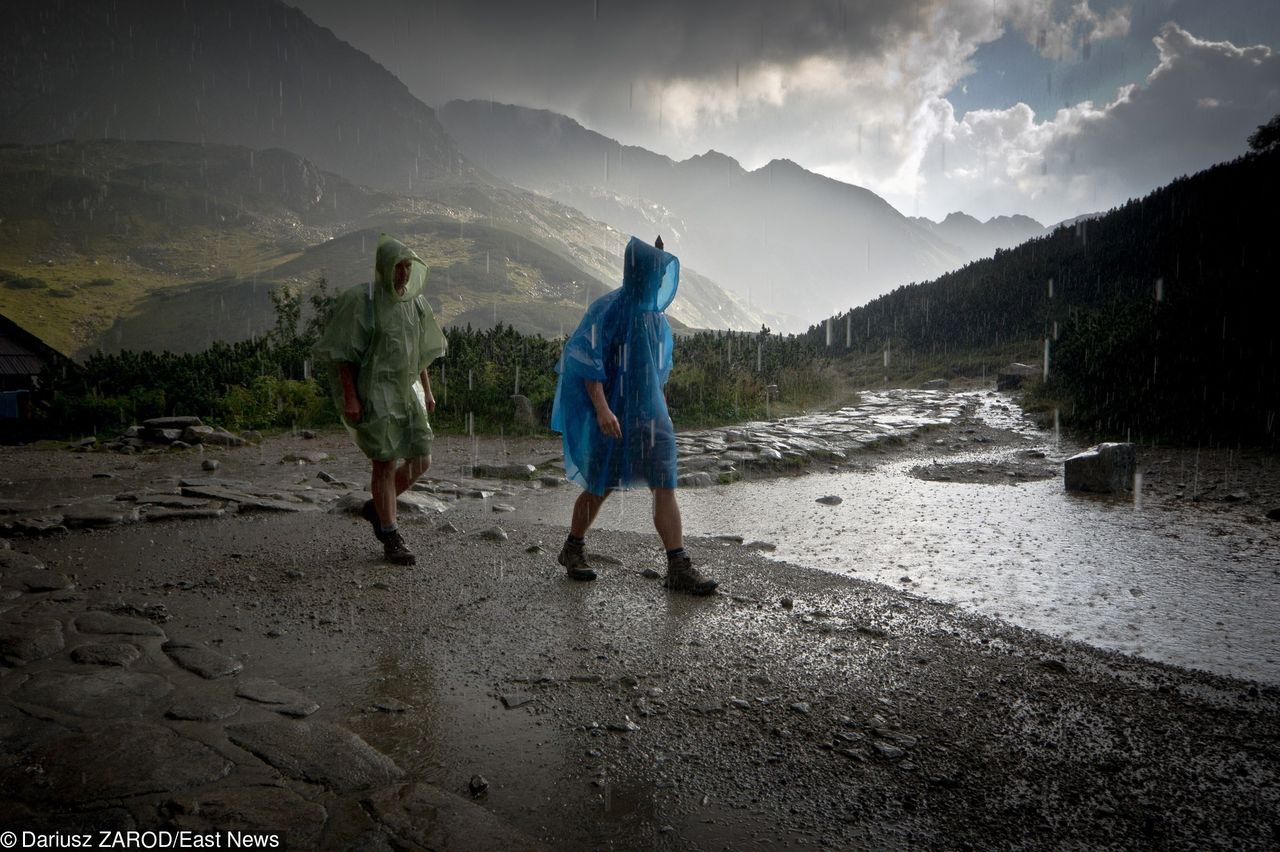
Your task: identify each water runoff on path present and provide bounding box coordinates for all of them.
[574,392,1279,686]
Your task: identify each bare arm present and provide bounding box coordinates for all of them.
[585,380,621,439]
[338,364,362,423]
[420,369,436,413]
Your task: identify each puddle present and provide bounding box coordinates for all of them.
[515,394,1280,686]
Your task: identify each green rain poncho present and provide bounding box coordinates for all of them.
[313,234,446,461]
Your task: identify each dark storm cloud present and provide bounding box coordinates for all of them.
[293,0,924,105]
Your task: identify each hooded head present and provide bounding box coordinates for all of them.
[621,236,678,312]
[374,233,427,302]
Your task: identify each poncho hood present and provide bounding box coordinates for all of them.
[374,234,427,302]
[622,237,678,312]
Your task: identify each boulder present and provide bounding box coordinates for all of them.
[144,428,183,443]
[510,394,538,429]
[920,379,950,390]
[996,362,1040,391]
[677,472,715,488]
[182,425,215,443]
[143,416,204,430]
[470,463,537,480]
[202,430,247,448]
[1064,442,1136,494]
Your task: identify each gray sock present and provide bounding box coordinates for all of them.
[380,522,398,535]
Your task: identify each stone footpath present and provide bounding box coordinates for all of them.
[0,535,547,848]
[1,390,971,540]
[0,390,970,844]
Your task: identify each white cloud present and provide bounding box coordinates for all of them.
[884,22,1280,223]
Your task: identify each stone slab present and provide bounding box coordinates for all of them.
[226,720,402,793]
[0,616,64,665]
[236,678,319,717]
[14,669,172,718]
[71,642,141,667]
[0,721,231,806]
[163,641,243,679]
[75,611,166,637]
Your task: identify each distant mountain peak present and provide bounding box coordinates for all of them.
[941,211,982,226]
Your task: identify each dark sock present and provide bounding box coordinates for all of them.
[666,547,687,562]
[566,534,585,548]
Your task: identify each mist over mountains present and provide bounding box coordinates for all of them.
[439,99,1047,328]
[0,0,773,353]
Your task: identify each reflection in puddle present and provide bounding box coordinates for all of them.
[521,394,1280,685]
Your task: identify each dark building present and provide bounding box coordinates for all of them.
[0,313,67,425]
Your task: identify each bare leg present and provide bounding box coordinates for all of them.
[570,489,611,538]
[394,455,431,496]
[371,459,398,528]
[651,488,683,551]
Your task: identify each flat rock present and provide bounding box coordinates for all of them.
[14,669,173,718]
[0,721,231,806]
[70,642,140,667]
[200,431,247,447]
[1,549,48,576]
[181,484,305,512]
[398,492,449,516]
[60,501,139,527]
[500,693,532,709]
[0,616,65,665]
[144,416,204,430]
[75,611,165,637]
[166,697,242,722]
[873,741,906,760]
[134,494,213,509]
[19,570,74,592]
[236,678,319,717]
[226,720,402,793]
[470,463,537,480]
[816,495,843,505]
[145,508,227,522]
[3,515,67,536]
[164,641,243,679]
[168,786,327,848]
[363,782,551,851]
[282,451,329,464]
[676,472,715,488]
[474,525,509,542]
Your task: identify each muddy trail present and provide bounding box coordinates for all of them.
[0,396,1277,850]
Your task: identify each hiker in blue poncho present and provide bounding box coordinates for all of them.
[313,235,447,566]
[550,236,718,595]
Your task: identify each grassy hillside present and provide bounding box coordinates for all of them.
[805,144,1280,446]
[0,140,740,356]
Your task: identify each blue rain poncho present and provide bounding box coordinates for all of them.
[312,234,446,461]
[551,237,678,496]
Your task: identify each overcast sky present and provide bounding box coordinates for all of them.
[292,0,1280,225]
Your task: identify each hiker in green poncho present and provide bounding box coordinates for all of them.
[313,234,447,565]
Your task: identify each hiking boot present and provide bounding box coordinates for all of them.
[663,554,717,595]
[361,500,386,542]
[558,543,597,581]
[383,529,416,566]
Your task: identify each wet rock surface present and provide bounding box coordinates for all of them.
[226,720,403,792]
[163,640,243,679]
[0,396,1274,848]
